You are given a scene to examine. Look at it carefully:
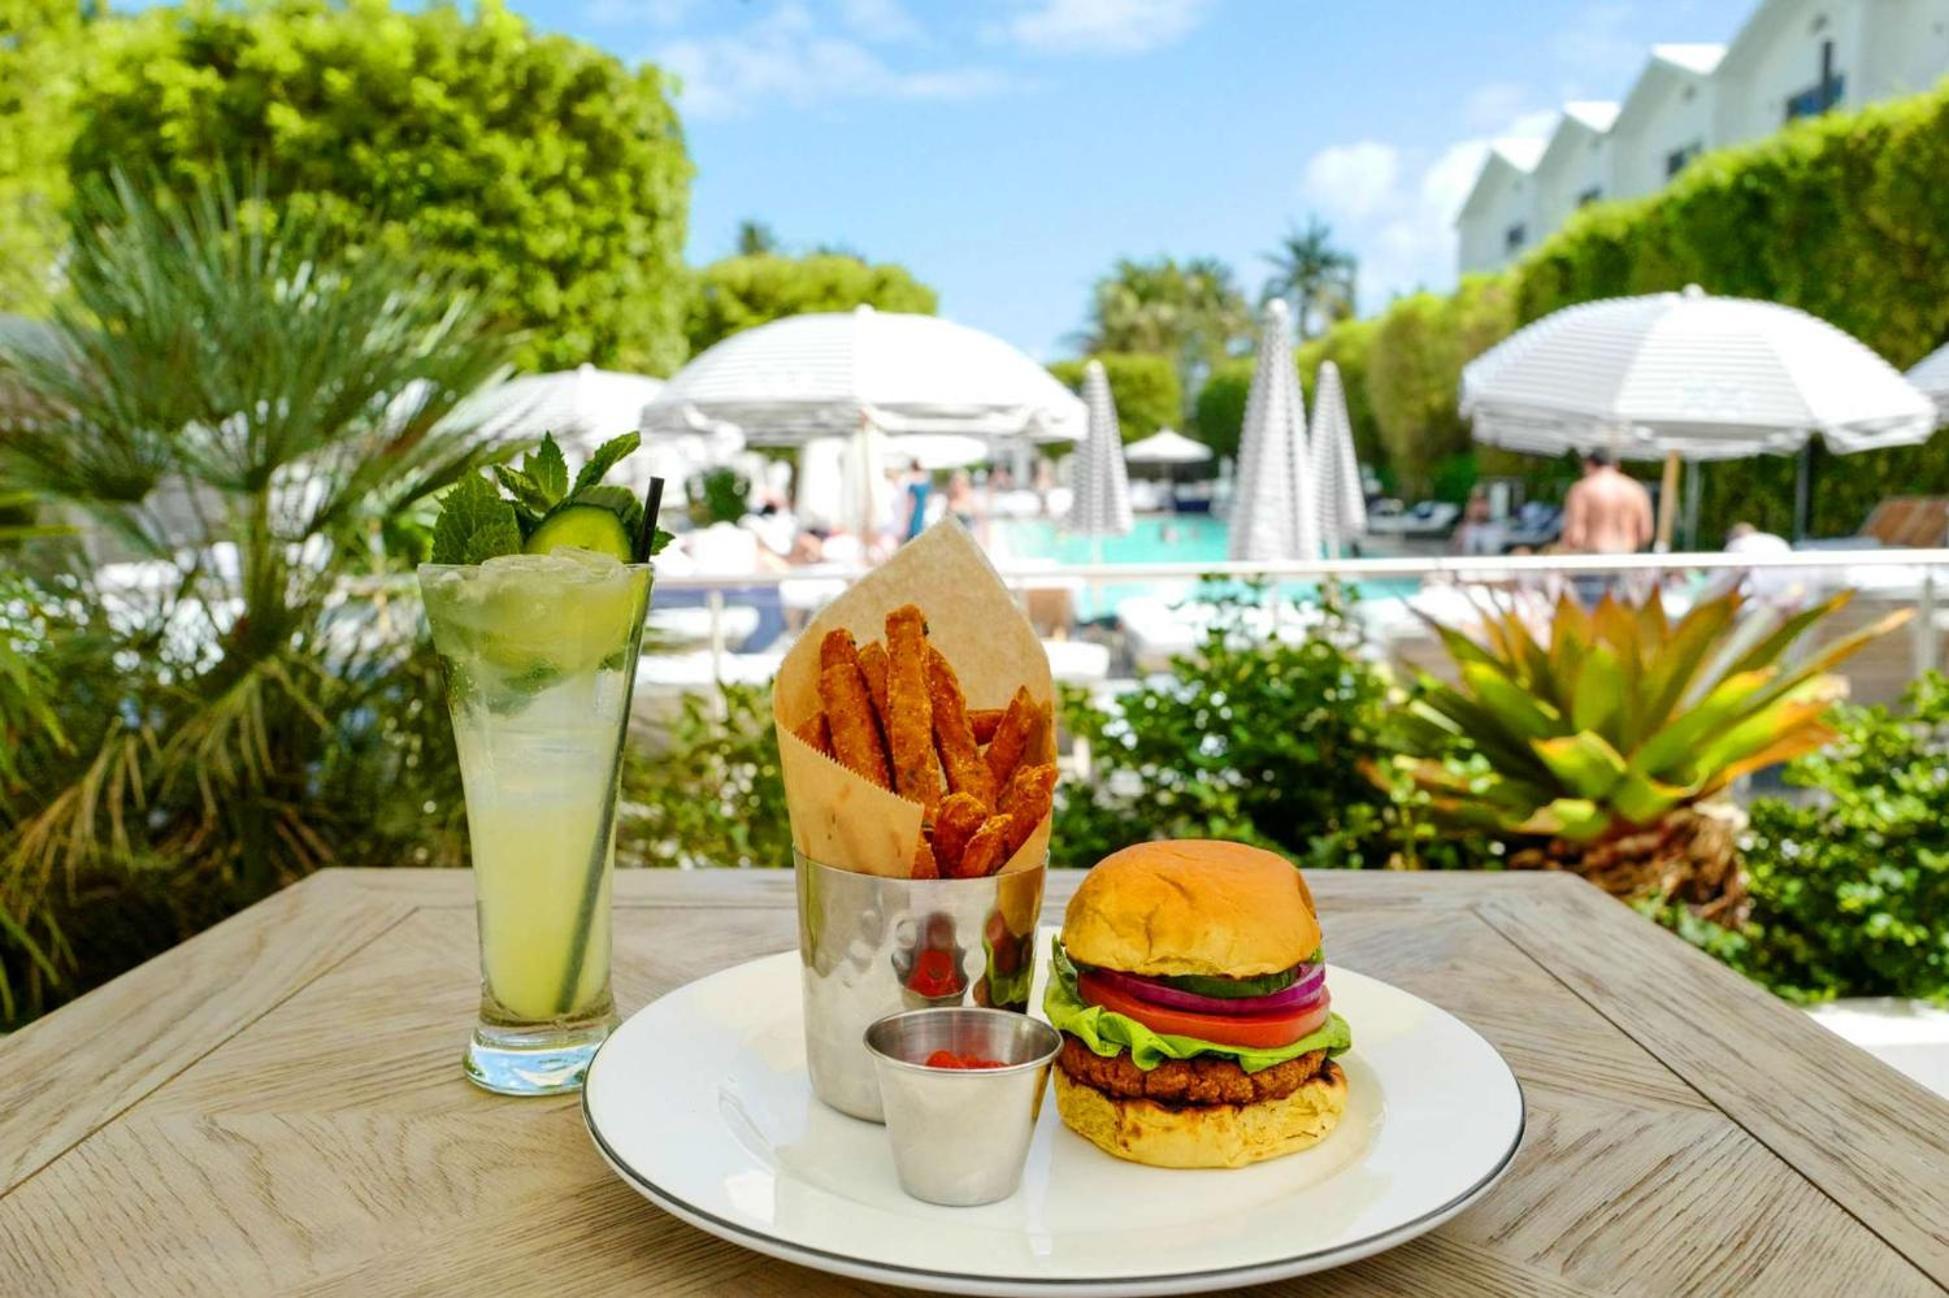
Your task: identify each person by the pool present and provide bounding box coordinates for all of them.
[901,460,932,542]
[1562,448,1652,604]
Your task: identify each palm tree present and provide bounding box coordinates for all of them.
[1263,216,1357,340]
[1078,256,1250,391]
[0,173,515,1023]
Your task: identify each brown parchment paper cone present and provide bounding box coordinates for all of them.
[773,520,1056,877]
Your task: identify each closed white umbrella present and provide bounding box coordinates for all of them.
[1309,360,1367,556]
[1123,428,1213,465]
[1229,300,1319,562]
[1065,360,1133,541]
[1909,340,1949,422]
[1462,285,1935,540]
[642,305,1086,445]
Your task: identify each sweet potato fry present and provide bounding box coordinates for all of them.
[912,838,940,880]
[932,792,988,877]
[926,645,995,806]
[985,685,1037,791]
[884,605,942,814]
[790,711,834,759]
[858,640,890,727]
[998,763,1057,858]
[954,813,1013,879]
[969,708,1004,744]
[817,630,890,788]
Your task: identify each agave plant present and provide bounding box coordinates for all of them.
[0,173,516,1024]
[1396,588,1910,921]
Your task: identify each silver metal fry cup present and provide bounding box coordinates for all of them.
[864,1008,1062,1207]
[796,851,1045,1122]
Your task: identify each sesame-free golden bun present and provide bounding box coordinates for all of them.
[1053,1061,1347,1168]
[1061,840,1320,977]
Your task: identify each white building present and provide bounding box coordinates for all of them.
[1456,0,1949,274]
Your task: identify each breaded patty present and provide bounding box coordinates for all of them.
[1057,1035,1328,1106]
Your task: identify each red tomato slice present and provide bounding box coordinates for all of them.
[1079,972,1330,1050]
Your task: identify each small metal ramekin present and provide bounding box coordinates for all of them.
[863,1007,1062,1207]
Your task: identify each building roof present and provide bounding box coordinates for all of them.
[1562,100,1622,132]
[1651,43,1728,76]
[1455,138,1545,224]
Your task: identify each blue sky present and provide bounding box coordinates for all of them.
[513,0,1758,361]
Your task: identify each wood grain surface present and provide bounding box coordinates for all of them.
[2,868,1945,1298]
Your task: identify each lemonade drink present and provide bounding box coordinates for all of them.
[420,550,649,1094]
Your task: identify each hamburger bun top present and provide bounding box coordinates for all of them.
[1062,840,1320,977]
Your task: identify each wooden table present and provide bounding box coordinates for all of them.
[4,869,1947,1297]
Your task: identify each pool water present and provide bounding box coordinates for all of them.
[996,516,1232,566]
[991,516,1412,620]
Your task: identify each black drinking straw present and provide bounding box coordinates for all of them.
[554,474,668,1016]
[637,476,666,562]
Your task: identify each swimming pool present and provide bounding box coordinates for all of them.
[990,516,1413,619]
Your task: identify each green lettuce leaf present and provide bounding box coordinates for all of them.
[1045,938,1351,1074]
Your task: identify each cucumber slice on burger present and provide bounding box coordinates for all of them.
[523,485,644,562]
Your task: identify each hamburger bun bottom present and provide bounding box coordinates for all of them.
[1053,1060,1347,1169]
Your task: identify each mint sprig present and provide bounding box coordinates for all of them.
[431,431,659,563]
[431,473,522,564]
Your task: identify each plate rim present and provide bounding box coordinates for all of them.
[582,951,1528,1295]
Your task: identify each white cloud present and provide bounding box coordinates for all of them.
[1298,107,1557,309]
[839,0,922,43]
[1004,0,1215,57]
[657,2,1010,120]
[1300,142,1400,223]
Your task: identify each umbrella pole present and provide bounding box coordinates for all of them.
[1656,451,1681,552]
[1793,445,1813,542]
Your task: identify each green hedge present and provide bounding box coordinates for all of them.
[687,252,937,355]
[1047,352,1181,444]
[1304,80,1949,530]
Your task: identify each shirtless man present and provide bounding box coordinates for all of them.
[1562,449,1652,603]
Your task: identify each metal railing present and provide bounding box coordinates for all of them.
[647,546,1949,687]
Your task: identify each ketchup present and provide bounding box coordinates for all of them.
[924,1049,1006,1070]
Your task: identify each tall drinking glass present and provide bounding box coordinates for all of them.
[419,551,650,1095]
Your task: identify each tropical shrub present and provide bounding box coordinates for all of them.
[66,0,692,373]
[686,252,938,355]
[1047,352,1182,444]
[1396,588,1904,922]
[1055,586,1499,872]
[618,684,791,870]
[0,175,511,1025]
[1675,674,1949,1004]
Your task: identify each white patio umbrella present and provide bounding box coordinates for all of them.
[883,433,991,471]
[1229,300,1320,563]
[641,305,1086,445]
[1462,286,1936,541]
[1908,340,1949,422]
[458,363,665,454]
[1123,428,1213,465]
[1308,360,1367,556]
[1065,360,1133,543]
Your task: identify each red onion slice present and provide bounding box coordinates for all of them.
[1094,962,1326,1016]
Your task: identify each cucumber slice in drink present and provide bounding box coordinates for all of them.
[524,502,635,561]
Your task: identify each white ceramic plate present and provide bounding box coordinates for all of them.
[583,939,1524,1296]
